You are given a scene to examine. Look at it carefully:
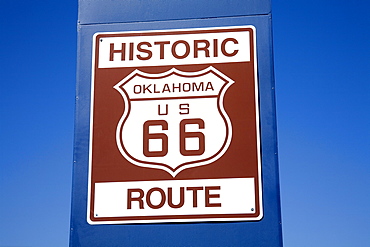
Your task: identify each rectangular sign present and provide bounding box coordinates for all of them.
[88,26,262,224]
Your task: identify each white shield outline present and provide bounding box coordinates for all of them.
[113,66,234,177]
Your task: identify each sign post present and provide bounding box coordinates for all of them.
[70,0,282,246]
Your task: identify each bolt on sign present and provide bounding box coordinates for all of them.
[88,26,262,224]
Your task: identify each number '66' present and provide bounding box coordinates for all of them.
[143,118,205,157]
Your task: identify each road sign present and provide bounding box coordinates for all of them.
[70,0,283,245]
[88,26,262,224]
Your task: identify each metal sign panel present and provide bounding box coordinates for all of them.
[70,1,283,245]
[88,26,262,224]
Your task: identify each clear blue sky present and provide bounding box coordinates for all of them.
[1,0,369,246]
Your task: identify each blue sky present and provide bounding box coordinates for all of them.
[1,0,369,246]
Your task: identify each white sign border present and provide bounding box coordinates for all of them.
[87,25,262,225]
